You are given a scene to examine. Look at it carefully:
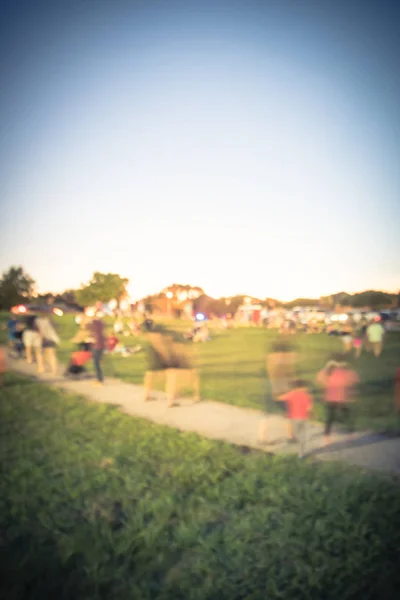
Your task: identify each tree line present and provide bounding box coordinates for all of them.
[0,265,398,312]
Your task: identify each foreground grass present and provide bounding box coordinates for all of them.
[1,374,400,599]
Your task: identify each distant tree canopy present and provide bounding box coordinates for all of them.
[284,298,320,309]
[319,291,395,310]
[164,283,204,297]
[36,289,82,310]
[349,291,394,309]
[76,272,129,306]
[55,289,80,307]
[0,266,35,310]
[192,295,248,317]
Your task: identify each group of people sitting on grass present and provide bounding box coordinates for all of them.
[184,320,210,342]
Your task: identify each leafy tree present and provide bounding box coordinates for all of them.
[0,266,35,309]
[349,291,394,309]
[226,295,246,315]
[36,292,55,304]
[163,284,204,299]
[284,298,319,309]
[54,289,79,306]
[76,272,129,307]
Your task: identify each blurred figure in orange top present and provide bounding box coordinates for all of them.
[65,343,92,377]
[106,333,119,352]
[317,357,359,445]
[277,379,313,457]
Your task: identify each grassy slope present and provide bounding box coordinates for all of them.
[1,312,399,431]
[0,374,399,600]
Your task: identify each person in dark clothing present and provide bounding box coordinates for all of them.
[6,316,17,348]
[316,359,359,445]
[13,322,25,358]
[22,315,44,372]
[89,313,105,385]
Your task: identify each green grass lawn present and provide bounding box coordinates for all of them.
[1,373,399,600]
[1,312,399,432]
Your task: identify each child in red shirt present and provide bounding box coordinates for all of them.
[106,334,119,352]
[64,343,92,377]
[278,379,313,457]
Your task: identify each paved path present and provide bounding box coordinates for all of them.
[5,353,400,475]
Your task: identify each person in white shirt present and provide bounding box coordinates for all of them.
[366,318,385,357]
[36,316,60,375]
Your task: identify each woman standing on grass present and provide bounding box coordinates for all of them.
[22,314,44,373]
[89,311,105,386]
[316,357,359,446]
[36,315,60,375]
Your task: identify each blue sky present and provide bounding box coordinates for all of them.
[0,0,399,301]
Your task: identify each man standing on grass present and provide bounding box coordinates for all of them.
[366,317,385,357]
[89,311,106,386]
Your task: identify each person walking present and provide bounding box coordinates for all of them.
[6,314,18,349]
[13,322,25,358]
[89,311,106,385]
[36,315,60,375]
[22,314,44,373]
[317,358,359,445]
[277,379,313,457]
[366,317,385,357]
[353,322,365,359]
[341,329,353,354]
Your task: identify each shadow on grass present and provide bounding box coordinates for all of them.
[0,530,92,599]
[309,431,400,458]
[2,374,96,388]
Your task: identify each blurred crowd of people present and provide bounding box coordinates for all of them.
[3,307,145,385]
[339,316,386,358]
[5,313,60,375]
[1,307,398,454]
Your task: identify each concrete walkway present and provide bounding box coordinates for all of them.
[5,353,400,475]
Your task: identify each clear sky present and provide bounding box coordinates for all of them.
[0,0,399,301]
